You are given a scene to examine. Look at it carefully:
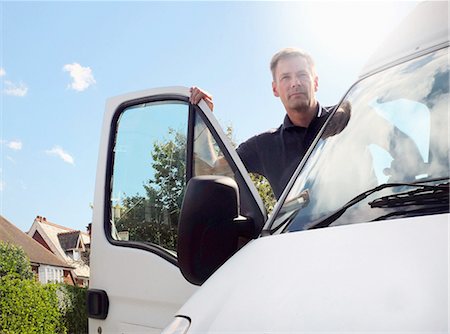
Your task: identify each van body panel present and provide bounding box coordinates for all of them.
[178,214,448,332]
[360,1,448,78]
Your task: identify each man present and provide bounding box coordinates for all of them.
[190,47,336,199]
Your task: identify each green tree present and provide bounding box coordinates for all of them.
[115,124,277,251]
[115,129,185,251]
[226,125,276,213]
[149,129,186,213]
[58,284,88,334]
[0,241,33,280]
[0,277,65,334]
[0,242,65,333]
[249,173,276,214]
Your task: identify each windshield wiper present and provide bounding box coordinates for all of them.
[368,183,449,221]
[369,183,449,208]
[306,178,449,230]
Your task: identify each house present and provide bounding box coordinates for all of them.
[0,215,74,284]
[28,215,90,287]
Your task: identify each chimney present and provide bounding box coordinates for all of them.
[87,223,92,238]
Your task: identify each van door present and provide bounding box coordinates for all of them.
[88,86,266,333]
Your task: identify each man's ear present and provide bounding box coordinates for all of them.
[314,75,319,92]
[272,81,280,97]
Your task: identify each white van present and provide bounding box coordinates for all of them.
[88,2,449,333]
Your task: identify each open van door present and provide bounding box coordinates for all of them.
[88,87,266,333]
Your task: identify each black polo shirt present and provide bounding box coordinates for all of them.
[236,104,334,199]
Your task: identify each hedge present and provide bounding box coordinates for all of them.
[58,284,88,334]
[0,242,33,280]
[0,242,88,334]
[0,274,65,333]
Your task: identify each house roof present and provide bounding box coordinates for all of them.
[58,231,81,251]
[81,232,90,246]
[28,216,90,278]
[0,215,73,269]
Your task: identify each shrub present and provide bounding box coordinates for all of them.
[0,242,88,333]
[0,274,65,333]
[0,242,33,280]
[58,284,88,334]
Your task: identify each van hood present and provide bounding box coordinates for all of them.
[176,215,448,333]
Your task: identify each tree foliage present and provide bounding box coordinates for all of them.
[115,129,185,251]
[0,242,65,333]
[226,125,276,213]
[0,276,65,334]
[149,129,186,212]
[0,242,33,280]
[249,173,276,214]
[115,125,277,251]
[58,284,88,334]
[0,241,88,334]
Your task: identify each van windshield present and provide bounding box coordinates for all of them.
[270,47,449,233]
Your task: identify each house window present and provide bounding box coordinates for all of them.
[39,266,64,283]
[73,250,81,261]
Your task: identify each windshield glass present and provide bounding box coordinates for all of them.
[270,47,449,233]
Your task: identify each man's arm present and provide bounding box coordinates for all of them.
[321,100,352,139]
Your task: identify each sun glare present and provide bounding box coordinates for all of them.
[305,2,419,62]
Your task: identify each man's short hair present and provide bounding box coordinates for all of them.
[270,47,316,80]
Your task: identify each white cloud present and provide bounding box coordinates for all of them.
[0,68,5,77]
[0,180,5,192]
[1,139,23,151]
[3,80,28,97]
[63,63,96,92]
[45,146,75,165]
[7,140,22,150]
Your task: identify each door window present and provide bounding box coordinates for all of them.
[193,113,234,179]
[110,101,188,251]
[109,98,265,253]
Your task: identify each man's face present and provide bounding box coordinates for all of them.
[272,56,318,114]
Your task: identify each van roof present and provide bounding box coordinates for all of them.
[360,1,449,78]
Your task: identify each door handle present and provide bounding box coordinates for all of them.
[87,289,109,319]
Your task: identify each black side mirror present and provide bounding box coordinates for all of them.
[177,175,252,285]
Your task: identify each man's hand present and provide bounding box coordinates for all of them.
[190,86,214,111]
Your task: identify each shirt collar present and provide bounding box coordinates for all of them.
[282,102,323,130]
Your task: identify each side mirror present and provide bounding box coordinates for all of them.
[177,175,253,285]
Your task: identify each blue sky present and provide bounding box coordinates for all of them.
[1,1,419,232]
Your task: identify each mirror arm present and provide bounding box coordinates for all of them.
[234,216,256,239]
